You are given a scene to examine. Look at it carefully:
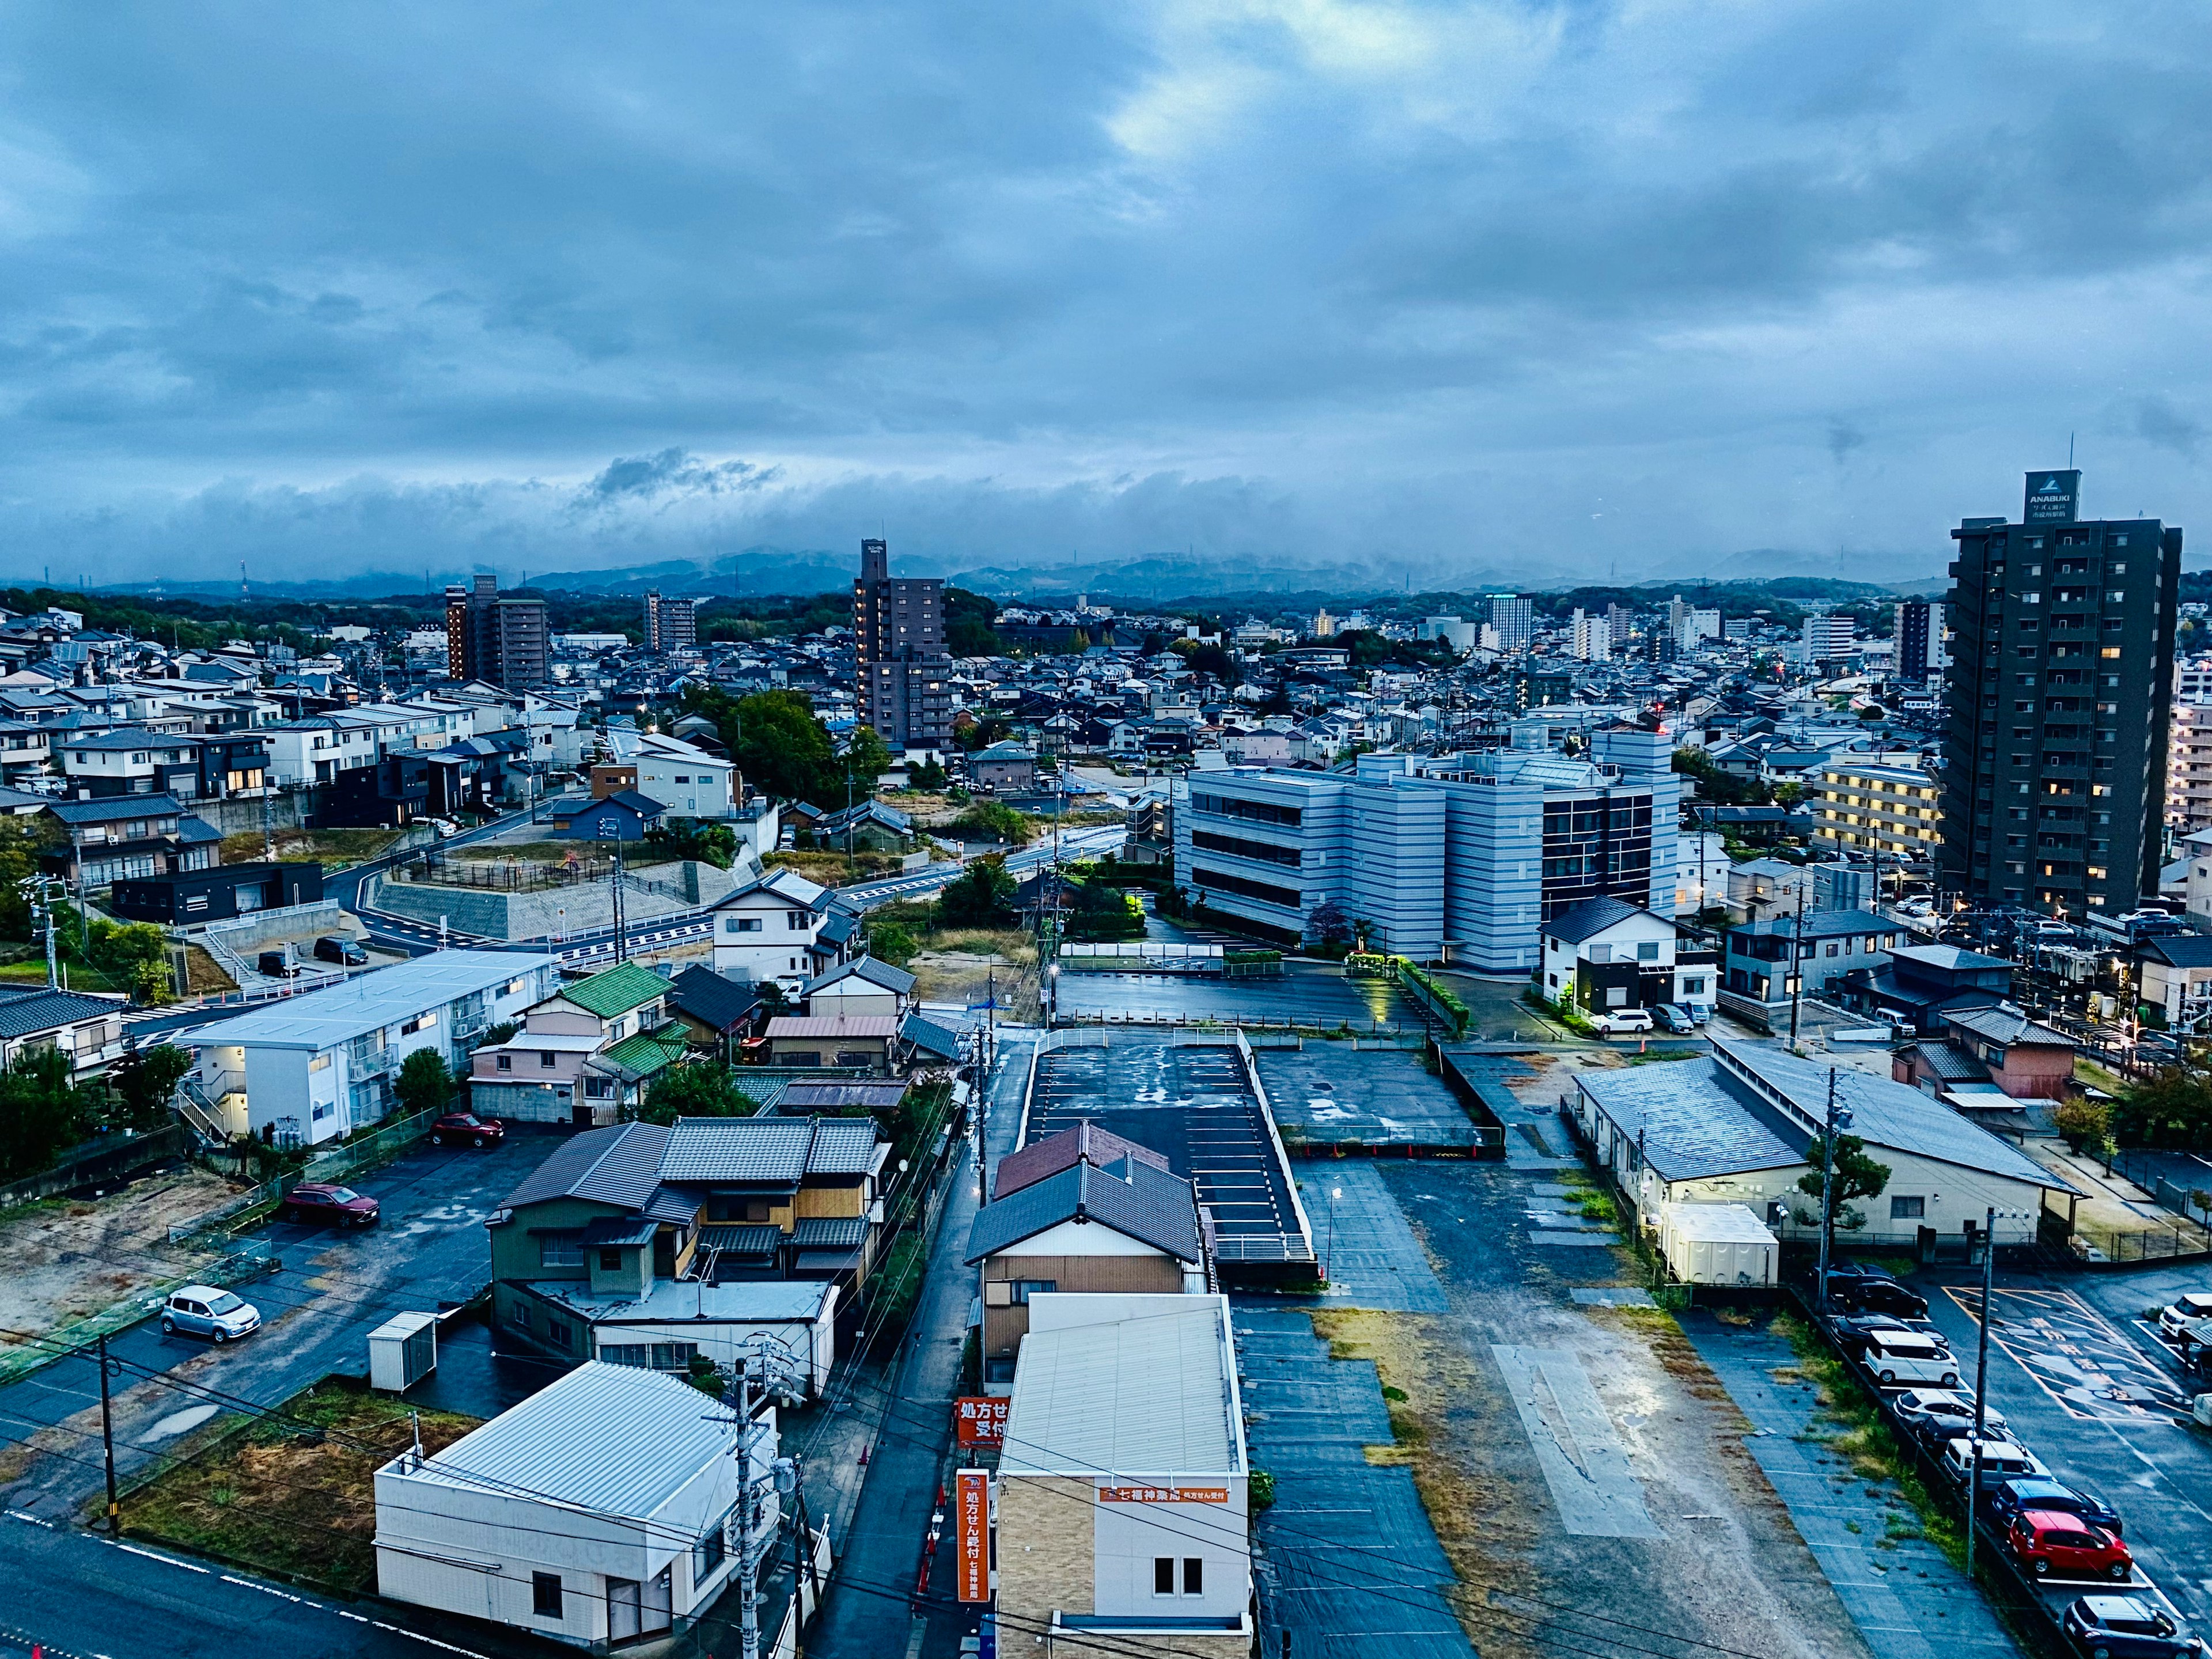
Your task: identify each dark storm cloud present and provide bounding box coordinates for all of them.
[0,1,2208,585]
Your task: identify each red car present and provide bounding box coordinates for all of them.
[279,1183,380,1228]
[2009,1508,2133,1581]
[430,1111,505,1148]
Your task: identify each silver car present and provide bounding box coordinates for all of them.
[160,1285,261,1343]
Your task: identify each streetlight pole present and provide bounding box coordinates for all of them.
[1813,1069,1851,1313]
[1965,1205,2029,1578]
[1788,883,1808,1051]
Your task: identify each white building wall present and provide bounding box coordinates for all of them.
[1090,1478,1251,1622]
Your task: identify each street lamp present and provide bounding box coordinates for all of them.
[1812,1069,1853,1313]
[1964,1206,2035,1578]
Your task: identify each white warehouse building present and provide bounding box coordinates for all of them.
[187,950,558,1147]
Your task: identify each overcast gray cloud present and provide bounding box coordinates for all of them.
[0,0,2208,590]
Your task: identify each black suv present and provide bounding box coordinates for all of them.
[313,935,368,966]
[256,949,302,978]
[1825,1265,1929,1319]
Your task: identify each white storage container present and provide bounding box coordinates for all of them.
[1661,1203,1778,1287]
[368,1311,438,1393]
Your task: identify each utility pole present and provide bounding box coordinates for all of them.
[611,836,628,963]
[1787,881,1808,1051]
[1812,1069,1851,1312]
[98,1335,118,1534]
[1965,1202,1995,1580]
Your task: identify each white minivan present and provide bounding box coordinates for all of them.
[1863,1332,1960,1388]
[1938,1436,2048,1486]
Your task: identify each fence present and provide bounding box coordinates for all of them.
[167,1107,440,1245]
[2069,1222,2212,1265]
[0,1123,191,1208]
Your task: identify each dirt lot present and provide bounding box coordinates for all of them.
[120,1377,479,1593]
[0,1167,248,1344]
[1338,1109,1876,1659]
[908,930,1038,1018]
[219,828,404,868]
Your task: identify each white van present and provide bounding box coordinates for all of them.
[1863,1332,1961,1388]
[1939,1437,2047,1486]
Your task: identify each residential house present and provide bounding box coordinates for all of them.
[109,861,324,925]
[2137,934,2212,1029]
[969,740,1038,791]
[489,1115,890,1354]
[1535,897,1683,1014]
[547,790,667,842]
[665,965,761,1059]
[967,1127,1207,1392]
[1836,942,2015,1035]
[802,956,915,1021]
[188,951,557,1147]
[468,961,679,1128]
[709,868,833,986]
[1722,910,1903,1016]
[374,1361,793,1650]
[815,799,914,855]
[763,1015,897,1072]
[0,986,129,1080]
[1570,1035,2074,1255]
[40,795,224,888]
[1895,1005,2076,1103]
[994,1293,1252,1656]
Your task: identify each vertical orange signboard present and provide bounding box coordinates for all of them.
[955,1470,990,1603]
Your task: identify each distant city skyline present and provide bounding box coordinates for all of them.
[0,5,2206,585]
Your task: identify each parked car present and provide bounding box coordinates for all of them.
[430,817,461,838]
[2061,1596,2201,1659]
[256,949,302,978]
[1864,1331,1961,1388]
[1827,1313,1919,1358]
[2008,1510,2133,1582]
[1938,1435,2047,1486]
[430,1111,505,1148]
[1825,1265,1929,1318]
[312,935,369,967]
[160,1285,261,1343]
[2157,1293,2212,1340]
[1590,1009,1654,1035]
[1654,1003,1696,1034]
[1892,1388,2007,1445]
[279,1183,380,1228]
[1986,1476,2124,1537]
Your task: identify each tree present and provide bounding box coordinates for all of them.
[951,801,1034,847]
[110,1043,193,1132]
[0,818,56,941]
[646,817,738,869]
[684,687,841,804]
[908,757,947,792]
[2115,1066,2212,1149]
[395,1049,454,1118]
[1795,1132,1892,1233]
[936,855,1016,927]
[637,1061,757,1126]
[0,1047,84,1179]
[945,587,1001,658]
[866,920,920,967]
[1306,900,1353,951]
[2051,1096,2113,1155]
[756,980,793,1016]
[842,725,894,788]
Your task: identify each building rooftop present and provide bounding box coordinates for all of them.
[966,1159,1204,1264]
[1944,1004,2074,1050]
[994,1119,1172,1200]
[186,951,551,1053]
[555,961,671,1020]
[766,1016,898,1039]
[1000,1295,1244,1479]
[0,985,125,1037]
[391,1360,733,1518]
[1545,895,1658,944]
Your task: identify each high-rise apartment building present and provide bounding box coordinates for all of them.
[1604,603,1634,644]
[643,590,697,655]
[1802,613,1857,662]
[2167,699,2212,835]
[1893,601,1948,682]
[1487,594,1533,654]
[444,574,548,690]
[853,539,952,749]
[1569,610,1611,661]
[1665,597,1721,654]
[1938,469,2180,915]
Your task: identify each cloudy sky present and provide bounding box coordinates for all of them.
[1,1,2207,590]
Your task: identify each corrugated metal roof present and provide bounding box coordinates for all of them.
[398,1360,733,1518]
[1576,1062,1802,1183]
[186,950,552,1052]
[1000,1301,1239,1479]
[577,1215,659,1248]
[766,1016,897,1038]
[779,1081,908,1112]
[965,1160,1202,1264]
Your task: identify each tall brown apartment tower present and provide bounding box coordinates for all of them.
[853,539,952,749]
[643,590,696,655]
[444,574,550,690]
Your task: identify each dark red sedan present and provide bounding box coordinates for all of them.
[279,1183,379,1228]
[2009,1509,2133,1581]
[430,1111,505,1148]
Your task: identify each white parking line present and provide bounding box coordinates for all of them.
[370,1618,494,1657]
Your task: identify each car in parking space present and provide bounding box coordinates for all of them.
[2008,1510,2133,1582]
[256,948,303,978]
[1825,1264,1930,1317]
[160,1286,261,1343]
[313,934,369,967]
[1828,1312,1950,1359]
[1891,1388,2007,1446]
[279,1183,380,1228]
[1986,1476,2124,1538]
[1864,1331,1961,1388]
[1589,1008,1654,1035]
[1938,1435,2047,1486]
[2060,1595,2202,1658]
[430,817,461,838]
[2156,1293,2212,1340]
[1654,1003,1696,1034]
[430,1111,505,1148]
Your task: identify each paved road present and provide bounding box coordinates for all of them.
[0,1133,544,1522]
[808,1029,1030,1659]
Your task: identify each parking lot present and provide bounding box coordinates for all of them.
[0,1128,551,1518]
[1908,1260,2212,1635]
[1054,961,1415,1029]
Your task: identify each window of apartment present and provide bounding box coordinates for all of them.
[786,910,810,929]
[694,1508,732,1583]
[546,1319,573,1351]
[1635,942,1660,961]
[725,915,762,933]
[1009,1279,1058,1304]
[1890,1196,1926,1220]
[540,1051,556,1068]
[539,1232,584,1267]
[1587,945,1611,963]
[532,1573,563,1619]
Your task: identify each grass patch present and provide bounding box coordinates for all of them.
[766,849,906,884]
[1624,1048,1703,1066]
[221,828,404,869]
[0,959,122,993]
[1576,1192,1618,1224]
[1772,1311,1965,1566]
[119,1378,479,1594]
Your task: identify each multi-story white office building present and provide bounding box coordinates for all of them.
[2168,702,2212,834]
[187,951,559,1147]
[1802,613,1857,662]
[1173,725,1679,971]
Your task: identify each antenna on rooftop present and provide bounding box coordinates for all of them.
[2069,431,2075,468]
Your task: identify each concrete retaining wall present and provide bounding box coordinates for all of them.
[188,900,355,952]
